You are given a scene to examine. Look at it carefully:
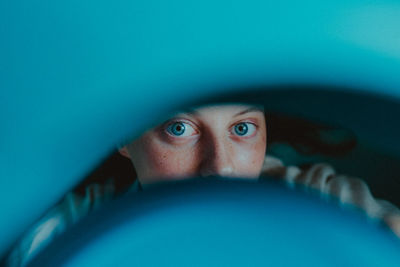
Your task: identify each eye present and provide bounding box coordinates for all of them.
[232,122,256,137]
[166,121,197,137]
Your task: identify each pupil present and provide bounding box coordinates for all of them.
[235,123,248,135]
[172,123,185,135]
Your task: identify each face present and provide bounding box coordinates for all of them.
[121,104,267,185]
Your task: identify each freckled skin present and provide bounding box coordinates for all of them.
[122,105,267,185]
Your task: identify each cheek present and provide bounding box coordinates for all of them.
[140,138,200,180]
[235,132,267,176]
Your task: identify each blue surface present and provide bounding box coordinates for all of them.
[29,180,400,266]
[1,0,400,257]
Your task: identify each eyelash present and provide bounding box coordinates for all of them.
[230,121,258,138]
[163,120,258,139]
[165,120,198,137]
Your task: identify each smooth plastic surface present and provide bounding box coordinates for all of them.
[29,180,400,267]
[1,0,400,256]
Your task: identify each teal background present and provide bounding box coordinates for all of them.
[1,0,400,257]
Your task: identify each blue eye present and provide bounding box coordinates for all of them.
[166,121,197,137]
[234,123,248,136]
[233,122,256,137]
[168,122,185,136]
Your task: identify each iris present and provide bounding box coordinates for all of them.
[234,123,248,136]
[168,122,186,136]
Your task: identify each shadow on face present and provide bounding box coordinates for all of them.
[119,104,267,185]
[75,99,358,195]
[73,88,400,207]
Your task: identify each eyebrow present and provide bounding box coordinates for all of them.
[233,106,264,117]
[174,108,199,116]
[172,106,264,118]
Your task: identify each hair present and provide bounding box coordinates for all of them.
[266,112,357,157]
[74,152,137,196]
[72,109,357,197]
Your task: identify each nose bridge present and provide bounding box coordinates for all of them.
[200,132,234,177]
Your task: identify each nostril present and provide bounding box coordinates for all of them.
[199,170,214,178]
[199,167,234,178]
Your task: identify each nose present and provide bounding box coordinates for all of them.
[199,135,234,177]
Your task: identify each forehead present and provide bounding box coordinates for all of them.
[179,104,264,117]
